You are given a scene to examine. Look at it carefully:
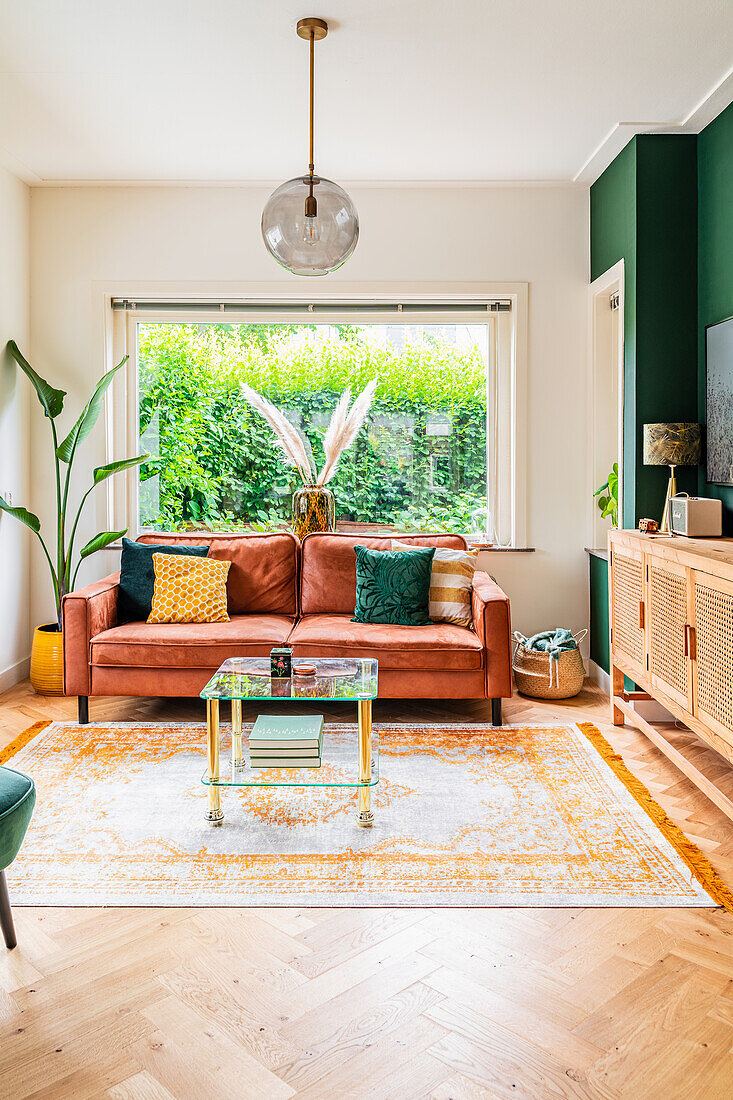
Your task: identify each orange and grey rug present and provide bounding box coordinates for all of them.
[2,720,731,908]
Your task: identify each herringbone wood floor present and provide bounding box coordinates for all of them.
[1,681,733,1099]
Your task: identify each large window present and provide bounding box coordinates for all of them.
[107,296,522,545]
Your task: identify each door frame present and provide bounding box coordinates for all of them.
[587,260,625,547]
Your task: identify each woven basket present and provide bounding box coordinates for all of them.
[512,630,587,700]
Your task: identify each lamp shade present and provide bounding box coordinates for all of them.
[643,422,702,467]
[261,175,359,277]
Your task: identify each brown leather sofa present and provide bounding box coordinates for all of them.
[62,531,512,724]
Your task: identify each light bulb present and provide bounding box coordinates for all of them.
[303,214,320,246]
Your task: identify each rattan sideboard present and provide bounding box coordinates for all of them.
[609,528,733,821]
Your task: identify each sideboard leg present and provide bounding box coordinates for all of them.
[78,696,89,725]
[611,663,625,726]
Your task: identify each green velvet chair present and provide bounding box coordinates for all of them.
[0,765,35,950]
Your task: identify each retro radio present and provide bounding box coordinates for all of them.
[669,495,722,537]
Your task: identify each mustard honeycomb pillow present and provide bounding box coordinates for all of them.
[147,553,231,624]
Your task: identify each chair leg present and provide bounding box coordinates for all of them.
[491,698,503,726]
[78,696,89,724]
[0,871,17,950]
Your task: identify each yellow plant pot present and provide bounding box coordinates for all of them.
[30,624,64,696]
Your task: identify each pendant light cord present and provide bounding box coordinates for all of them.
[308,31,315,191]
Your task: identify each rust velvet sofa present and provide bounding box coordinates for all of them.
[62,532,512,724]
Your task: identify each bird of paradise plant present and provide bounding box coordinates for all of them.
[1,341,149,632]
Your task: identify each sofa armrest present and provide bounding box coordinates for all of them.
[62,573,120,696]
[472,571,513,699]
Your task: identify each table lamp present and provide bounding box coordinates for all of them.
[643,422,702,532]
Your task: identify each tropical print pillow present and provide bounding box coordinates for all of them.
[351,545,435,626]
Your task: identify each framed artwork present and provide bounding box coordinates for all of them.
[706,315,733,485]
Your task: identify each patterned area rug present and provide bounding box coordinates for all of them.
[2,720,731,908]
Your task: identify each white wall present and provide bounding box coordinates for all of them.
[29,184,590,643]
[0,167,31,690]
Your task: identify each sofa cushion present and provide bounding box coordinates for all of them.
[353,544,434,626]
[288,613,483,671]
[118,538,209,623]
[300,532,468,615]
[91,614,295,668]
[137,533,299,615]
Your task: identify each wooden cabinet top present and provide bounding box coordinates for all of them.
[609,528,733,581]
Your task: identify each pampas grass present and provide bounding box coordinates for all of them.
[318,380,378,486]
[240,383,315,485]
[241,379,377,488]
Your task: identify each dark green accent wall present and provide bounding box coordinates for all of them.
[588,552,610,673]
[590,141,637,529]
[590,135,699,528]
[698,101,733,531]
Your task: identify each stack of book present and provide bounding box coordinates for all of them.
[249,714,323,769]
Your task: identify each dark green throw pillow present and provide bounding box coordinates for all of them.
[352,545,435,626]
[117,538,209,623]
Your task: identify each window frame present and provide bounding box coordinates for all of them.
[104,283,527,546]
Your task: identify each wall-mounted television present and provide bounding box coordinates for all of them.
[706,315,733,486]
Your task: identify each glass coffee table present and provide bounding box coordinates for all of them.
[199,657,379,828]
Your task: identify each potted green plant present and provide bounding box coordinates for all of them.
[593,462,619,527]
[1,341,148,695]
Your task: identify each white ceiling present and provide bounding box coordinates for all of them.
[1,0,731,185]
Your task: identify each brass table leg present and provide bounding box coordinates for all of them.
[357,698,374,827]
[206,698,224,825]
[232,698,244,769]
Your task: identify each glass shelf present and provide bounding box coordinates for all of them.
[200,657,378,703]
[201,727,379,788]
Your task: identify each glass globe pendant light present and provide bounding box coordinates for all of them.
[261,17,359,276]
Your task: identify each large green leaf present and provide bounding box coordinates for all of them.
[78,529,127,560]
[92,453,149,486]
[56,356,129,464]
[0,495,41,533]
[6,340,66,419]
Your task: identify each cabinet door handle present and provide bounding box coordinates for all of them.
[639,601,645,629]
[685,624,696,661]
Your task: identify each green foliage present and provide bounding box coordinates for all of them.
[3,341,148,628]
[594,462,619,527]
[138,324,488,534]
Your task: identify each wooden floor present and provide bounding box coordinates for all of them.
[2,682,733,1099]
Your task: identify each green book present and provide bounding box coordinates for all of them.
[250,756,322,769]
[249,714,324,751]
[250,743,321,759]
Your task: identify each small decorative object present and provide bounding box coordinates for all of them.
[270,646,293,679]
[293,662,317,678]
[512,628,587,700]
[643,423,702,533]
[261,18,358,276]
[1,342,148,695]
[593,462,619,527]
[638,517,659,534]
[241,380,377,539]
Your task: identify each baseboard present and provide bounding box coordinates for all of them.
[588,661,610,694]
[0,656,30,695]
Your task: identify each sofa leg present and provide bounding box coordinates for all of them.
[491,698,503,726]
[78,696,89,725]
[0,871,17,950]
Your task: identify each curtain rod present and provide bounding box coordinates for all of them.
[111,298,512,314]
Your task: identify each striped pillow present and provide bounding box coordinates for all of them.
[391,542,479,629]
